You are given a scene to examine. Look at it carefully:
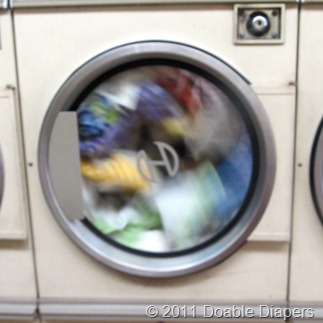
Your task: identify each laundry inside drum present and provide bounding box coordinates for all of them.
[76,65,255,254]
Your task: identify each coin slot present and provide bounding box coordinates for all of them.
[247,12,270,37]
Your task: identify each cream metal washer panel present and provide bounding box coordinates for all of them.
[0,8,37,321]
[289,3,323,314]
[10,0,298,8]
[13,3,297,320]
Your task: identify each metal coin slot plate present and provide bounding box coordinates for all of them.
[234,4,285,45]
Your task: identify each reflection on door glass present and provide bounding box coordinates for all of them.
[76,66,254,253]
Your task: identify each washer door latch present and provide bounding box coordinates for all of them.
[234,4,285,45]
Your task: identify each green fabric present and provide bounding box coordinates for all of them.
[93,195,163,248]
[93,216,118,234]
[90,93,121,124]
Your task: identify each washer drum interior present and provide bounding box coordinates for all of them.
[39,41,276,278]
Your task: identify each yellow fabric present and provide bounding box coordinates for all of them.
[162,117,186,136]
[81,154,150,191]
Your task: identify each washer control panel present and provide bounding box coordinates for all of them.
[234,4,285,45]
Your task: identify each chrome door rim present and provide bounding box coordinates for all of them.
[311,119,323,222]
[38,41,276,277]
[0,146,4,210]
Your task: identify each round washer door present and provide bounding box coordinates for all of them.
[39,41,276,277]
[311,118,323,222]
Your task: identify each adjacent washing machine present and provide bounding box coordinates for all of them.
[0,4,37,322]
[12,0,297,321]
[289,1,323,320]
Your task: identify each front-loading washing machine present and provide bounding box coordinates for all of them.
[0,3,37,322]
[289,1,323,321]
[12,1,297,321]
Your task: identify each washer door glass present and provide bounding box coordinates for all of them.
[311,118,323,222]
[39,42,275,277]
[79,65,255,253]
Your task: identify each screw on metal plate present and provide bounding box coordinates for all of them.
[239,10,245,18]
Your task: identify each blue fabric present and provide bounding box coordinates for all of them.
[78,109,107,138]
[216,132,253,223]
[79,115,134,158]
[137,82,176,121]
